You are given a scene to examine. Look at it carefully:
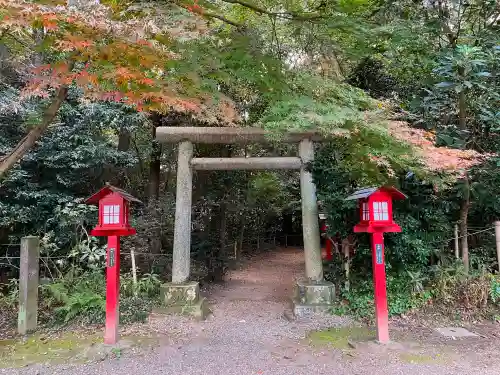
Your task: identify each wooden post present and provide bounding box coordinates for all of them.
[342,238,350,292]
[495,221,500,274]
[344,256,350,292]
[130,249,138,291]
[105,235,120,345]
[454,224,459,259]
[18,236,39,335]
[299,139,323,281]
[172,141,193,283]
[371,232,389,344]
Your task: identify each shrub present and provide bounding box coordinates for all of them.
[38,268,161,326]
[430,263,499,309]
[332,275,431,321]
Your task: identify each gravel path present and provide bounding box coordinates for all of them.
[4,247,500,375]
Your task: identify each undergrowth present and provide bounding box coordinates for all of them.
[332,275,432,321]
[329,260,500,322]
[0,268,162,328]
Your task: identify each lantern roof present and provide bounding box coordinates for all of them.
[344,186,407,201]
[85,183,142,205]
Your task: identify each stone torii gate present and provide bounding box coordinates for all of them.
[156,127,335,318]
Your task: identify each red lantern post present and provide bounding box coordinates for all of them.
[86,184,141,345]
[345,186,406,343]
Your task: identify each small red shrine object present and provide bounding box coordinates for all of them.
[319,213,333,261]
[345,186,406,344]
[86,184,141,345]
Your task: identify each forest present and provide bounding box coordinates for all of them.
[0,0,499,327]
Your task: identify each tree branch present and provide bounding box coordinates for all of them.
[205,11,243,27]
[0,86,68,179]
[177,2,244,29]
[219,0,323,21]
[4,32,35,49]
[194,8,244,28]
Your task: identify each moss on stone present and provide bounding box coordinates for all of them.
[307,326,376,349]
[399,352,448,364]
[0,331,161,369]
[0,332,98,368]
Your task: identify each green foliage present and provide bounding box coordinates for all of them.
[421,45,499,150]
[0,87,139,248]
[55,292,105,324]
[430,263,492,309]
[40,269,106,324]
[259,73,377,136]
[347,57,399,99]
[313,141,500,320]
[121,271,162,298]
[333,276,431,320]
[490,276,500,304]
[35,268,161,326]
[0,278,19,308]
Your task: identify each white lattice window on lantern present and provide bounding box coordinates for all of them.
[103,205,120,224]
[362,202,370,221]
[372,201,389,221]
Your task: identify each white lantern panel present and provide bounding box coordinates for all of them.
[362,202,370,220]
[103,204,120,224]
[372,201,389,221]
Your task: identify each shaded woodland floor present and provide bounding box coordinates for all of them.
[3,247,500,374]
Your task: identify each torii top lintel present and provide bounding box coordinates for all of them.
[155,127,328,144]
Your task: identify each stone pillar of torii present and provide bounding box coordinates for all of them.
[155,127,335,318]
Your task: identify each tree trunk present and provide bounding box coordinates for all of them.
[147,120,162,199]
[458,66,467,131]
[238,149,251,256]
[117,128,131,152]
[206,205,220,281]
[219,201,227,258]
[460,174,470,273]
[458,90,467,131]
[162,144,174,193]
[0,86,67,179]
[238,169,253,256]
[237,214,246,260]
[147,114,162,254]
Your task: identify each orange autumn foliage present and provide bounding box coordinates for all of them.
[0,0,240,124]
[387,121,490,174]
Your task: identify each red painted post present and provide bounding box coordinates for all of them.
[325,237,333,261]
[104,235,120,345]
[371,232,389,343]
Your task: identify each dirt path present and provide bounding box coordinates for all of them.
[4,247,500,375]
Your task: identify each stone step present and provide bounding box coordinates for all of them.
[151,297,211,321]
[291,299,333,318]
[160,281,200,305]
[293,279,336,305]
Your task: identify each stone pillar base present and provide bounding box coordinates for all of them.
[152,281,211,320]
[291,279,336,318]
